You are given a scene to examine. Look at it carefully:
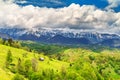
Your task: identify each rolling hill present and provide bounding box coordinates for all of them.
[0,41,120,80]
[0,44,69,80]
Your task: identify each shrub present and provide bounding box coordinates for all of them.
[89,55,95,61]
[12,73,24,80]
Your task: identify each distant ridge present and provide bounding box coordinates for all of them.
[0,28,120,47]
[0,32,10,39]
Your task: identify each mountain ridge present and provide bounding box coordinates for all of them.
[0,28,120,47]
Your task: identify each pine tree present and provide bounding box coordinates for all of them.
[5,50,13,68]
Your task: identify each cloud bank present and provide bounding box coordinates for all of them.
[0,0,120,34]
[106,0,120,10]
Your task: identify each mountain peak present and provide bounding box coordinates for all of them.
[0,28,120,47]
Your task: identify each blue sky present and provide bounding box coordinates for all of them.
[16,0,120,12]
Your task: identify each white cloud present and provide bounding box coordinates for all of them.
[106,0,120,10]
[15,0,27,4]
[45,0,63,4]
[0,0,15,3]
[0,0,120,34]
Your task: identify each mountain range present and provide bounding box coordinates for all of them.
[0,28,120,47]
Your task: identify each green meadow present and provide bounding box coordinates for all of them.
[0,40,120,80]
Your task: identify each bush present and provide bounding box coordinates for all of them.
[12,73,24,80]
[89,55,95,61]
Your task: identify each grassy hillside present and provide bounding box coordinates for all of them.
[0,44,69,80]
[1,41,120,80]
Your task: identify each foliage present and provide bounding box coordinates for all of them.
[12,73,24,80]
[21,41,69,54]
[1,40,120,80]
[0,38,22,48]
[5,50,13,68]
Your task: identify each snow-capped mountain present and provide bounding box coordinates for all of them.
[0,27,120,47]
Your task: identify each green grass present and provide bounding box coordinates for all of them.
[0,68,13,80]
[0,44,69,80]
[1,42,120,80]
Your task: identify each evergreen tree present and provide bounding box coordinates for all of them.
[5,50,13,68]
[17,58,24,74]
[8,38,13,46]
[0,38,3,44]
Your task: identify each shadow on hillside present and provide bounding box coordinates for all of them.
[82,45,116,53]
[21,41,117,55]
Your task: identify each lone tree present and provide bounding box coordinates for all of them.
[8,38,13,46]
[5,50,13,68]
